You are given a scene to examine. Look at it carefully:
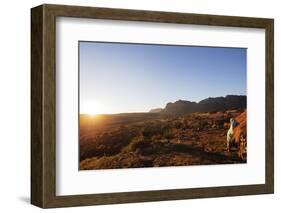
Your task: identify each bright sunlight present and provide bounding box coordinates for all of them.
[80,100,108,115]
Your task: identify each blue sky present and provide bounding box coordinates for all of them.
[79,41,246,115]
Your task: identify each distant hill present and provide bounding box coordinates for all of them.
[149,108,163,113]
[151,95,246,115]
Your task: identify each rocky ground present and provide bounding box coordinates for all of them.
[79,110,246,170]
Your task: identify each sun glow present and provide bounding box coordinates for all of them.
[80,100,109,116]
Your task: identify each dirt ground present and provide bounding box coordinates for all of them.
[79,110,246,170]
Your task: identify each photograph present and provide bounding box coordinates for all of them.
[30,4,274,208]
[79,41,247,170]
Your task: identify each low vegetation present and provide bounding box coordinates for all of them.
[80,110,246,170]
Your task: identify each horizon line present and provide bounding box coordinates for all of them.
[79,94,247,115]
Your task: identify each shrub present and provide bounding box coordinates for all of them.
[121,135,145,153]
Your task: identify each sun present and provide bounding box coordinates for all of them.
[81,100,108,116]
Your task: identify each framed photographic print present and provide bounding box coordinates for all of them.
[31,4,274,208]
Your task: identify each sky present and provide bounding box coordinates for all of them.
[79,41,246,115]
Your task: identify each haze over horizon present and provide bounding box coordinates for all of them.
[79,42,246,115]
[79,94,246,115]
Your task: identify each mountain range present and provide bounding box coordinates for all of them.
[149,95,246,115]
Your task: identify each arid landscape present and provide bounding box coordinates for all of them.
[79,95,247,170]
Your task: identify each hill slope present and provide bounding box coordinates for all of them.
[157,95,246,115]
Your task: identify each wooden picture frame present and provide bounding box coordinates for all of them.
[31,4,274,208]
